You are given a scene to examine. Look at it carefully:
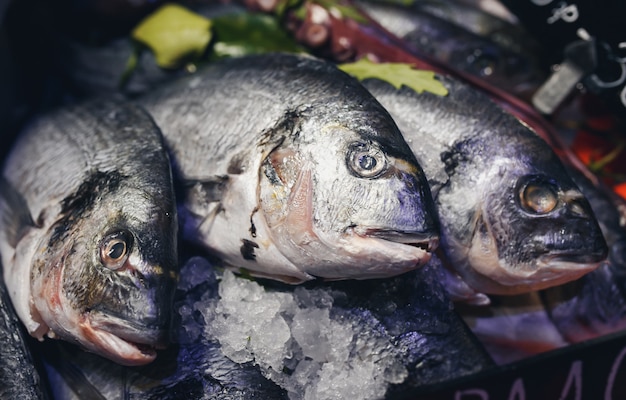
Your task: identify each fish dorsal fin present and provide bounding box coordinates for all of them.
[0,177,36,248]
[180,176,229,238]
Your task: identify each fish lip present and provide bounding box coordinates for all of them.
[540,251,608,266]
[83,312,168,366]
[88,312,169,347]
[359,229,439,252]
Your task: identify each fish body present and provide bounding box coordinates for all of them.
[0,275,49,399]
[0,98,178,366]
[358,0,546,97]
[139,53,438,283]
[363,76,607,296]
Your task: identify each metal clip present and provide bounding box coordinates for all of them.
[532,39,597,115]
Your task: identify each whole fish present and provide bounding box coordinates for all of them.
[42,255,492,400]
[363,76,607,297]
[357,0,547,98]
[1,275,49,399]
[0,97,178,366]
[138,53,438,283]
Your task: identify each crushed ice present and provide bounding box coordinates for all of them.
[193,268,409,400]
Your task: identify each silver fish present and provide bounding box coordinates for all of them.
[0,97,178,366]
[363,76,607,297]
[0,275,49,399]
[442,169,626,365]
[138,53,439,283]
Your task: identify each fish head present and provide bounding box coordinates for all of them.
[259,105,439,280]
[31,171,178,366]
[456,133,608,294]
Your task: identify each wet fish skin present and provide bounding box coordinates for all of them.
[139,52,438,283]
[326,257,495,395]
[43,339,289,400]
[363,76,607,296]
[0,97,178,366]
[0,275,49,399]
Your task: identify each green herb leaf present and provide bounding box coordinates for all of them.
[210,12,304,59]
[132,3,212,69]
[339,58,448,96]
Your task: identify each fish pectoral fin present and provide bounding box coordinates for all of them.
[48,342,109,400]
[0,176,36,248]
[179,177,229,239]
[183,176,229,207]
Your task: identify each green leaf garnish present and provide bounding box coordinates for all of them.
[339,58,448,96]
[132,3,212,69]
[211,12,304,59]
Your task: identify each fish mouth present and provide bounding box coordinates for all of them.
[83,312,168,366]
[360,229,439,253]
[538,251,607,271]
[542,252,607,265]
[538,239,608,267]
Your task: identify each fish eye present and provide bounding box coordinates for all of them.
[347,142,388,178]
[100,231,132,270]
[467,49,498,77]
[519,179,559,214]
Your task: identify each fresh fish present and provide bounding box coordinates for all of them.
[454,168,626,365]
[138,53,439,283]
[357,0,547,98]
[0,275,49,399]
[42,255,493,400]
[0,97,178,366]
[363,76,607,297]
